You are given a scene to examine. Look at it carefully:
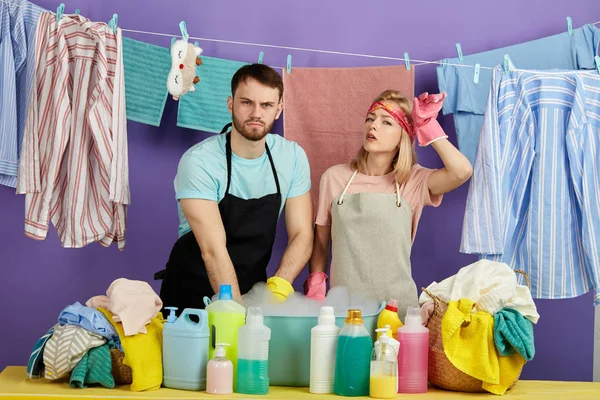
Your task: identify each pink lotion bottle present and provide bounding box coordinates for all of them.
[206,343,233,395]
[397,306,429,393]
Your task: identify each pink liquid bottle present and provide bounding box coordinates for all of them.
[397,306,428,393]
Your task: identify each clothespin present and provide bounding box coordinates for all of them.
[404,52,410,71]
[171,37,177,46]
[473,63,480,84]
[456,43,464,61]
[194,41,199,47]
[286,55,292,73]
[595,56,600,74]
[179,21,189,41]
[258,51,264,64]
[108,13,118,33]
[566,17,573,36]
[503,54,512,75]
[74,9,80,15]
[56,3,64,23]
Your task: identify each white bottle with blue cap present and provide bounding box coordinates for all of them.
[162,306,209,390]
[205,284,246,391]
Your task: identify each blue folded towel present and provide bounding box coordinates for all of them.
[177,56,249,133]
[122,37,170,127]
[494,308,535,361]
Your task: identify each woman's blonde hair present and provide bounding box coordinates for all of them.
[350,90,417,185]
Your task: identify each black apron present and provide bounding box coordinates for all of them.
[155,124,282,315]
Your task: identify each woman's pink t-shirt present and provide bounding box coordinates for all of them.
[315,163,443,242]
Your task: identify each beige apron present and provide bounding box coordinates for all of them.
[330,170,417,321]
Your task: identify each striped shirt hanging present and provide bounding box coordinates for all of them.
[16,12,130,250]
[462,65,600,304]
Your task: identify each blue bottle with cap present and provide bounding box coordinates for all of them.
[205,284,246,390]
[162,307,209,391]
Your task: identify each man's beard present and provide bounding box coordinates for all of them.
[232,111,274,142]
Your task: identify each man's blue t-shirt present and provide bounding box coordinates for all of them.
[174,133,311,237]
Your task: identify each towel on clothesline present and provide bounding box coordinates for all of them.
[122,37,171,127]
[282,65,414,212]
[177,56,248,133]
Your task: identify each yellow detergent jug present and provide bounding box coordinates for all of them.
[376,298,403,340]
[205,285,246,390]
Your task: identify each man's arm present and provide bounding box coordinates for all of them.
[180,199,242,299]
[274,192,314,282]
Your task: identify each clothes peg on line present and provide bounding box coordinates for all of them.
[56,3,64,23]
[258,51,264,64]
[404,52,410,71]
[566,17,573,35]
[456,43,463,61]
[473,63,480,84]
[75,9,79,15]
[179,21,189,41]
[503,54,512,75]
[286,54,292,73]
[108,13,118,33]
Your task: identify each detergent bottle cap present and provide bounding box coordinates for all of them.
[218,284,232,300]
[345,309,363,324]
[318,306,335,325]
[215,343,229,358]
[405,306,423,325]
[164,307,177,323]
[246,306,264,326]
[375,326,390,345]
[385,298,398,312]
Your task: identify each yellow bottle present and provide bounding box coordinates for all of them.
[376,299,403,341]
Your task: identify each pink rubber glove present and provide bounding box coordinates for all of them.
[412,92,448,147]
[303,272,328,301]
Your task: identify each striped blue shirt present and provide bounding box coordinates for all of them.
[462,64,600,305]
[0,0,43,188]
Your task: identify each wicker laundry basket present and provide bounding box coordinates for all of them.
[110,349,132,385]
[423,270,530,393]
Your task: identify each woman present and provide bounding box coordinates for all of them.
[304,90,472,320]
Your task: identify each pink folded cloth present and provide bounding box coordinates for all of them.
[106,278,162,336]
[86,295,110,309]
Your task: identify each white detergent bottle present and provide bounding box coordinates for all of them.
[237,307,271,395]
[206,343,233,395]
[310,306,341,394]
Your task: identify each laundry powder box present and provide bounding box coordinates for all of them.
[263,302,385,387]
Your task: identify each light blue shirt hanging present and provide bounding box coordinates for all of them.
[437,24,600,166]
[0,0,44,188]
[176,56,248,133]
[461,64,600,305]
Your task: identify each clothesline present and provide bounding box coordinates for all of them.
[4,0,600,71]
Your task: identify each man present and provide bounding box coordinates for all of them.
[155,64,313,311]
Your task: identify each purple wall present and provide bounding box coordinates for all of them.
[1,0,598,381]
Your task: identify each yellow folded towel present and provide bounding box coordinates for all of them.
[99,308,164,391]
[442,299,523,395]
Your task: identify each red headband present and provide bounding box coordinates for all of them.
[367,101,415,142]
